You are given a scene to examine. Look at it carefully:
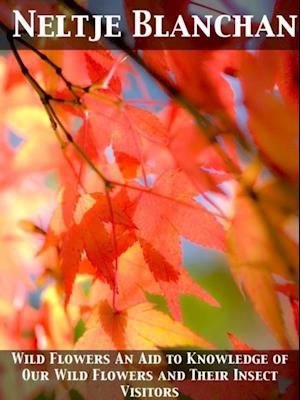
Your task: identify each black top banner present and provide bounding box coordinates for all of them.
[0,0,299,50]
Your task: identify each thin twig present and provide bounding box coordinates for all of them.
[190,1,226,15]
[4,28,111,188]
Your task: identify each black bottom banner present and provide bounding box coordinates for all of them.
[0,350,298,399]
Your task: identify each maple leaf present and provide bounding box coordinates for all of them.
[84,52,122,94]
[160,105,239,193]
[276,51,299,105]
[53,177,221,318]
[83,90,168,180]
[40,285,77,349]
[114,152,140,179]
[135,49,241,135]
[128,170,225,260]
[61,224,83,306]
[276,283,299,301]
[97,170,224,319]
[42,187,136,305]
[121,243,220,320]
[276,283,299,337]
[227,333,253,350]
[74,118,99,165]
[140,239,180,283]
[227,175,298,348]
[76,301,214,350]
[239,52,299,182]
[70,242,219,323]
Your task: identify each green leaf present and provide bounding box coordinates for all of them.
[69,389,84,400]
[34,392,56,400]
[73,318,86,343]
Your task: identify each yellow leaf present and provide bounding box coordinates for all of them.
[227,178,298,348]
[76,301,213,350]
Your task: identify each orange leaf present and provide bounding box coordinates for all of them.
[227,333,253,350]
[76,301,214,350]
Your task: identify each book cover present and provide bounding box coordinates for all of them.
[0,1,298,399]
